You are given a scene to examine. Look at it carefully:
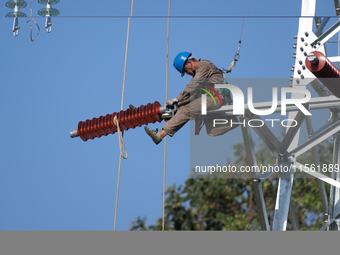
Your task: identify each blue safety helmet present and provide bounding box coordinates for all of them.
[173,52,192,77]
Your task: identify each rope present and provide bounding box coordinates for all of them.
[113,116,128,159]
[26,0,40,42]
[120,1,133,110]
[239,0,252,43]
[113,0,134,231]
[223,0,251,73]
[162,0,171,232]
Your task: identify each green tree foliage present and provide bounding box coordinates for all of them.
[130,138,332,231]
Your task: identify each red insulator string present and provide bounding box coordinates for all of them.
[305,51,340,98]
[76,101,162,142]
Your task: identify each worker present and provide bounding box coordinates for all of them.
[144,52,236,145]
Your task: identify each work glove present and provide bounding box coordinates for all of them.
[166,98,178,106]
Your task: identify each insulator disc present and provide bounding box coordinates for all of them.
[5,11,27,18]
[38,0,60,5]
[6,0,27,9]
[38,7,60,17]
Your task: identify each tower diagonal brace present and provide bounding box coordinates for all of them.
[329,126,340,230]
[244,111,281,157]
[279,108,307,154]
[305,116,329,220]
[289,198,299,230]
[289,119,340,157]
[240,117,270,231]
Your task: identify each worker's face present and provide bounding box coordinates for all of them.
[183,61,195,76]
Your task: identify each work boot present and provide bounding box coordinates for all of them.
[144,126,162,145]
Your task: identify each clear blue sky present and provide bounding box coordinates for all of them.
[0,0,338,230]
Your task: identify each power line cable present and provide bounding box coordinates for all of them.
[162,0,171,232]
[224,0,251,73]
[25,15,335,19]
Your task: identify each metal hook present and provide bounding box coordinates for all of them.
[45,16,52,33]
[12,16,20,36]
[234,52,240,61]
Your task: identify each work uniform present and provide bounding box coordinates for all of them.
[162,59,238,137]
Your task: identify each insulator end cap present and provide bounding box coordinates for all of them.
[307,53,318,64]
[70,129,79,138]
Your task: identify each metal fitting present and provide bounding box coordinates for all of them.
[70,129,79,138]
[307,53,318,64]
